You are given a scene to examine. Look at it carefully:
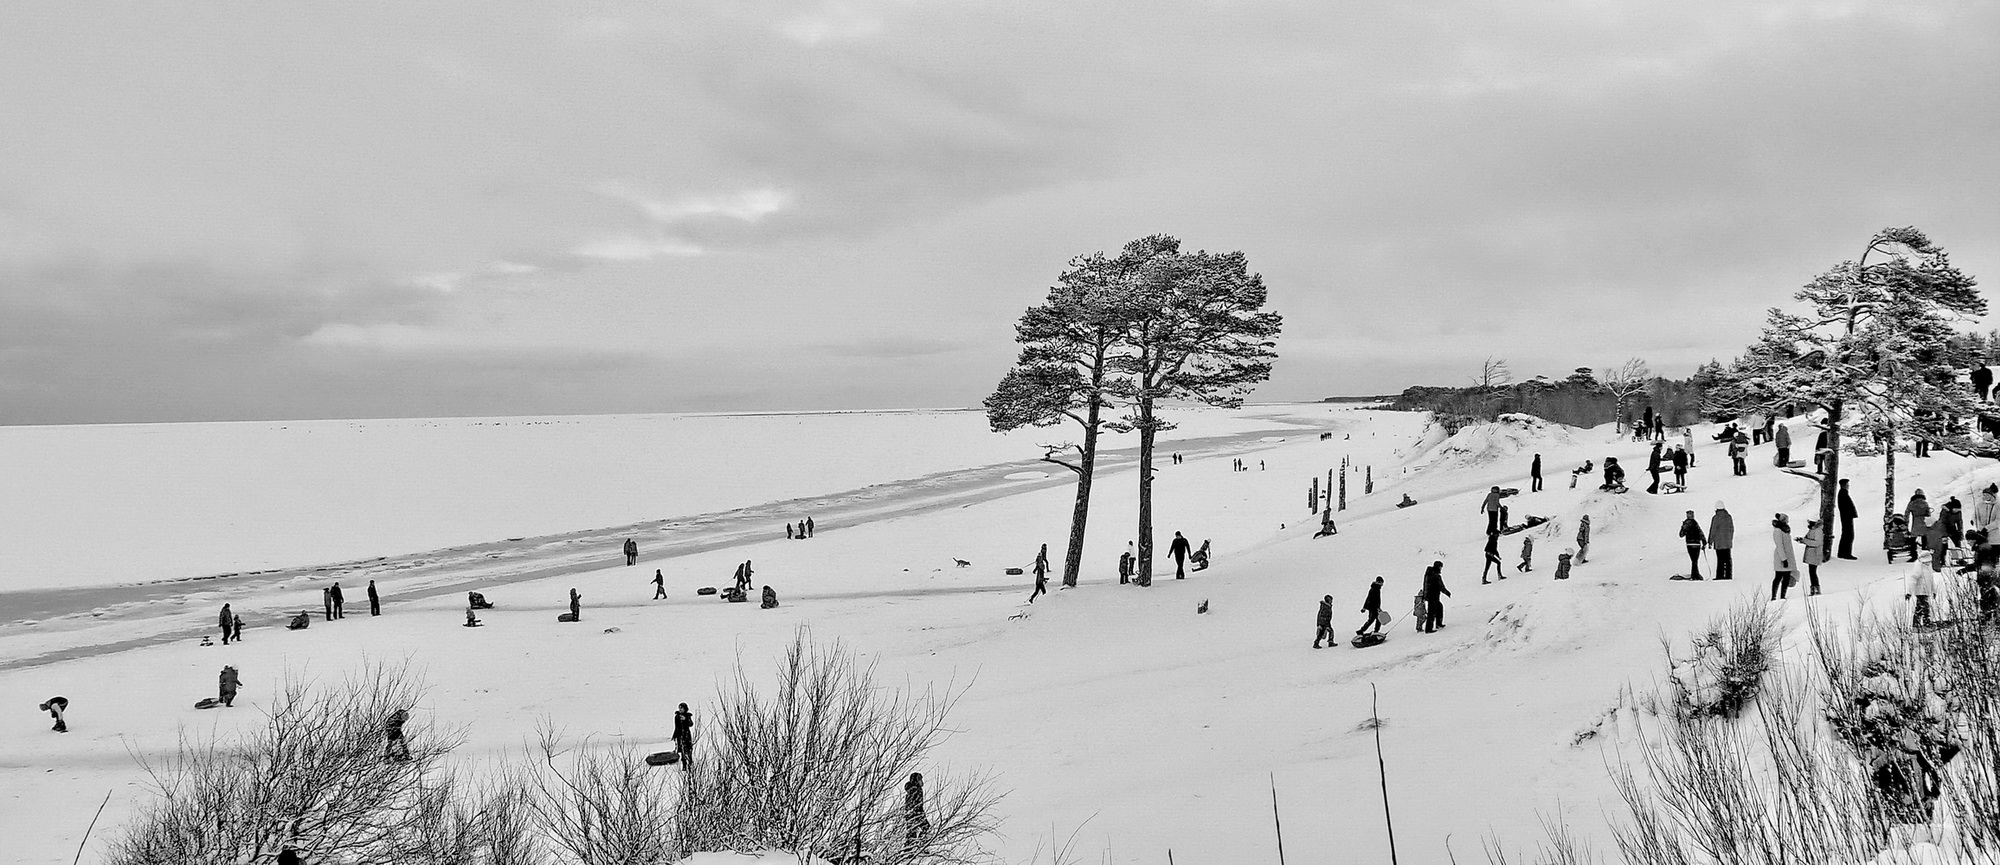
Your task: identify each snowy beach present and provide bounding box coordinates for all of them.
[4,404,1980,863]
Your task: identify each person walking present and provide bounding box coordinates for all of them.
[367,580,381,616]
[1801,518,1826,595]
[1678,511,1706,579]
[1772,514,1799,601]
[1517,536,1534,573]
[219,603,235,645]
[623,538,639,566]
[1530,454,1543,492]
[1358,578,1385,636]
[1646,442,1665,494]
[652,569,667,600]
[1481,531,1504,584]
[331,583,345,619]
[1775,421,1792,468]
[1670,446,1689,489]
[1313,594,1336,648]
[673,703,695,768]
[1029,544,1050,601]
[1907,490,1933,543]
[218,665,241,708]
[1576,515,1592,564]
[1420,562,1450,632]
[1480,486,1506,533]
[1709,503,1736,580]
[1838,479,1860,560]
[1168,532,1191,579]
[232,613,244,643]
[1907,560,1938,628]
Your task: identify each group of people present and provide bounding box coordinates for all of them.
[784,517,816,540]
[269,580,385,633]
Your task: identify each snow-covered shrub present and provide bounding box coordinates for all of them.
[1665,603,1774,719]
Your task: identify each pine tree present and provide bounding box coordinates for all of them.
[1105,237,1282,584]
[1733,227,1984,536]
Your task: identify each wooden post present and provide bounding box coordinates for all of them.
[1340,470,1347,511]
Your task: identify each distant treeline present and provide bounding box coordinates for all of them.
[1384,366,1713,432]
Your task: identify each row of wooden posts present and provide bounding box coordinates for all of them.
[1307,458,1373,524]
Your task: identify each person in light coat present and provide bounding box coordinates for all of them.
[1974,484,2000,549]
[1907,560,1939,628]
[1800,518,1826,596]
[1771,513,1799,601]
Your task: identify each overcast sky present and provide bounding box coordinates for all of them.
[2,1,1996,423]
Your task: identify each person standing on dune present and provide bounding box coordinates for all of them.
[1679,510,1705,579]
[331,583,346,619]
[367,580,381,616]
[220,603,235,645]
[1709,503,1735,580]
[1420,562,1450,632]
[1576,515,1592,564]
[1169,532,1191,579]
[1530,454,1543,492]
[623,538,639,566]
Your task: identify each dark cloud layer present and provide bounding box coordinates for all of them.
[2,1,1997,422]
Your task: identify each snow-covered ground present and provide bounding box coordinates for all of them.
[1,406,1983,864]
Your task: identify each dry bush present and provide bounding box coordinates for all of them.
[677,628,1001,864]
[1664,603,1775,719]
[106,661,465,865]
[517,726,680,865]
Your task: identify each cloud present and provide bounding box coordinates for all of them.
[592,183,792,225]
[571,234,706,262]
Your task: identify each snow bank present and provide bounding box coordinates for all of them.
[1411,413,1580,473]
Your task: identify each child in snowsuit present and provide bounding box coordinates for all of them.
[1907,560,1938,628]
[1554,551,1573,581]
[1576,516,1592,564]
[1313,595,1335,648]
[1517,536,1534,572]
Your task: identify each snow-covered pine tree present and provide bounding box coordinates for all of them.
[1732,227,1984,537]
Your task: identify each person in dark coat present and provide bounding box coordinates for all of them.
[1730,430,1750,476]
[1420,562,1450,632]
[1646,442,1665,494]
[904,772,930,843]
[1481,531,1503,584]
[1029,544,1050,601]
[322,586,334,621]
[39,696,69,732]
[787,523,795,540]
[1576,515,1592,564]
[1801,518,1826,595]
[1313,594,1335,648]
[219,665,241,708]
[1943,497,1965,551]
[384,708,411,761]
[1653,414,1666,442]
[1907,491,1933,542]
[1169,532,1192,579]
[760,586,778,609]
[330,583,345,619]
[673,703,694,767]
[1530,454,1543,492]
[1679,510,1706,579]
[1670,446,1689,488]
[367,580,381,616]
[806,517,814,537]
[1709,503,1735,580]
[1838,479,1860,560]
[623,538,639,566]
[277,849,302,865]
[653,569,667,600]
[1358,578,1385,636]
[1974,365,1993,402]
[1601,458,1625,491]
[231,613,244,643]
[568,588,582,620]
[1774,422,1792,468]
[220,603,235,645]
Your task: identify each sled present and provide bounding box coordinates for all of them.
[194,698,221,710]
[644,751,682,767]
[1499,516,1548,535]
[695,586,718,596]
[1004,567,1025,576]
[1351,632,1387,648]
[1782,469,1824,482]
[557,612,579,623]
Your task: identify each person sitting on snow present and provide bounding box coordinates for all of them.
[1192,540,1211,570]
[1600,458,1626,491]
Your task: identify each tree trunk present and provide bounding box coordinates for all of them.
[1059,401,1102,588]
[1884,419,1897,542]
[1136,400,1156,587]
[1820,400,1842,555]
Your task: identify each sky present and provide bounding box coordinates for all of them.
[2,0,1997,424]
